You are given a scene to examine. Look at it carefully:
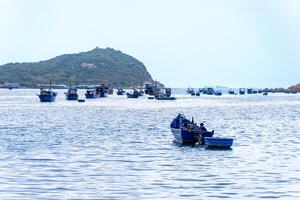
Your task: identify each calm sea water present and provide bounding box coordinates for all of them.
[0,89,299,199]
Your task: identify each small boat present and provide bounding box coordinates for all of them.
[203,87,215,95]
[155,88,176,100]
[155,94,176,100]
[170,114,214,144]
[108,88,114,95]
[263,92,268,95]
[239,88,245,95]
[228,89,235,95]
[38,81,57,102]
[96,84,109,97]
[117,88,126,95]
[85,87,98,99]
[214,91,222,96]
[65,86,78,100]
[148,96,155,100]
[78,99,85,102]
[247,88,253,94]
[127,90,139,98]
[204,137,233,148]
[139,90,145,96]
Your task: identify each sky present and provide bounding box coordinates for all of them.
[0,0,299,88]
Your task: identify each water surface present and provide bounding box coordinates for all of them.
[0,89,299,199]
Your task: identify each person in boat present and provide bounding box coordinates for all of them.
[200,123,207,132]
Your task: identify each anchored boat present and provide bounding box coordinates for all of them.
[38,81,57,102]
[204,137,233,148]
[127,90,139,98]
[65,86,78,100]
[117,88,126,95]
[170,114,214,144]
[85,87,99,99]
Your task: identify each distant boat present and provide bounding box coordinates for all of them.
[204,137,233,148]
[85,87,98,99]
[145,83,160,95]
[203,87,215,95]
[117,88,126,95]
[214,91,222,96]
[108,88,114,95]
[170,114,214,144]
[263,92,268,96]
[138,90,145,96]
[38,81,57,102]
[96,84,109,97]
[239,88,245,95]
[228,89,235,95]
[65,86,78,100]
[247,88,253,94]
[127,90,139,98]
[155,88,176,100]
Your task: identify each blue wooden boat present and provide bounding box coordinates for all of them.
[37,81,57,102]
[127,90,139,98]
[155,88,176,100]
[65,86,78,100]
[96,84,109,97]
[170,114,214,144]
[204,137,233,148]
[239,88,245,95]
[214,91,222,96]
[117,88,126,95]
[85,88,98,99]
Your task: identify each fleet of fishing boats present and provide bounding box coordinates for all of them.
[34,82,300,150]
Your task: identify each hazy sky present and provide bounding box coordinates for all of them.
[0,0,299,88]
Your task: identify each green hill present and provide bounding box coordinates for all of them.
[0,47,154,87]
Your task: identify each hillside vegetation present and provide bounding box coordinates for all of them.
[0,47,154,87]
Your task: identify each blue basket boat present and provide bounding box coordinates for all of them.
[170,114,214,144]
[204,137,233,148]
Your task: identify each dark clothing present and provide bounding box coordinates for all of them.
[200,126,207,132]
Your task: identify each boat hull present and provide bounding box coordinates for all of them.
[204,137,233,148]
[39,95,56,102]
[171,128,213,144]
[65,94,78,100]
[85,93,98,99]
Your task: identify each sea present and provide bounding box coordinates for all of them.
[0,89,299,199]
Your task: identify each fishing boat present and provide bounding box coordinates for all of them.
[263,92,268,95]
[65,86,78,100]
[170,114,214,144]
[203,87,215,95]
[85,87,98,99]
[228,89,235,95]
[96,84,109,97]
[139,90,145,96]
[38,81,57,102]
[215,91,222,96]
[155,88,176,100]
[127,90,139,98]
[117,88,126,95]
[108,88,114,95]
[155,94,176,100]
[247,88,253,94]
[145,83,160,95]
[204,137,233,148]
[239,88,245,95]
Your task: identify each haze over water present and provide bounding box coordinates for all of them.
[0,89,300,199]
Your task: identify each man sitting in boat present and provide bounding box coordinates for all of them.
[200,123,207,132]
